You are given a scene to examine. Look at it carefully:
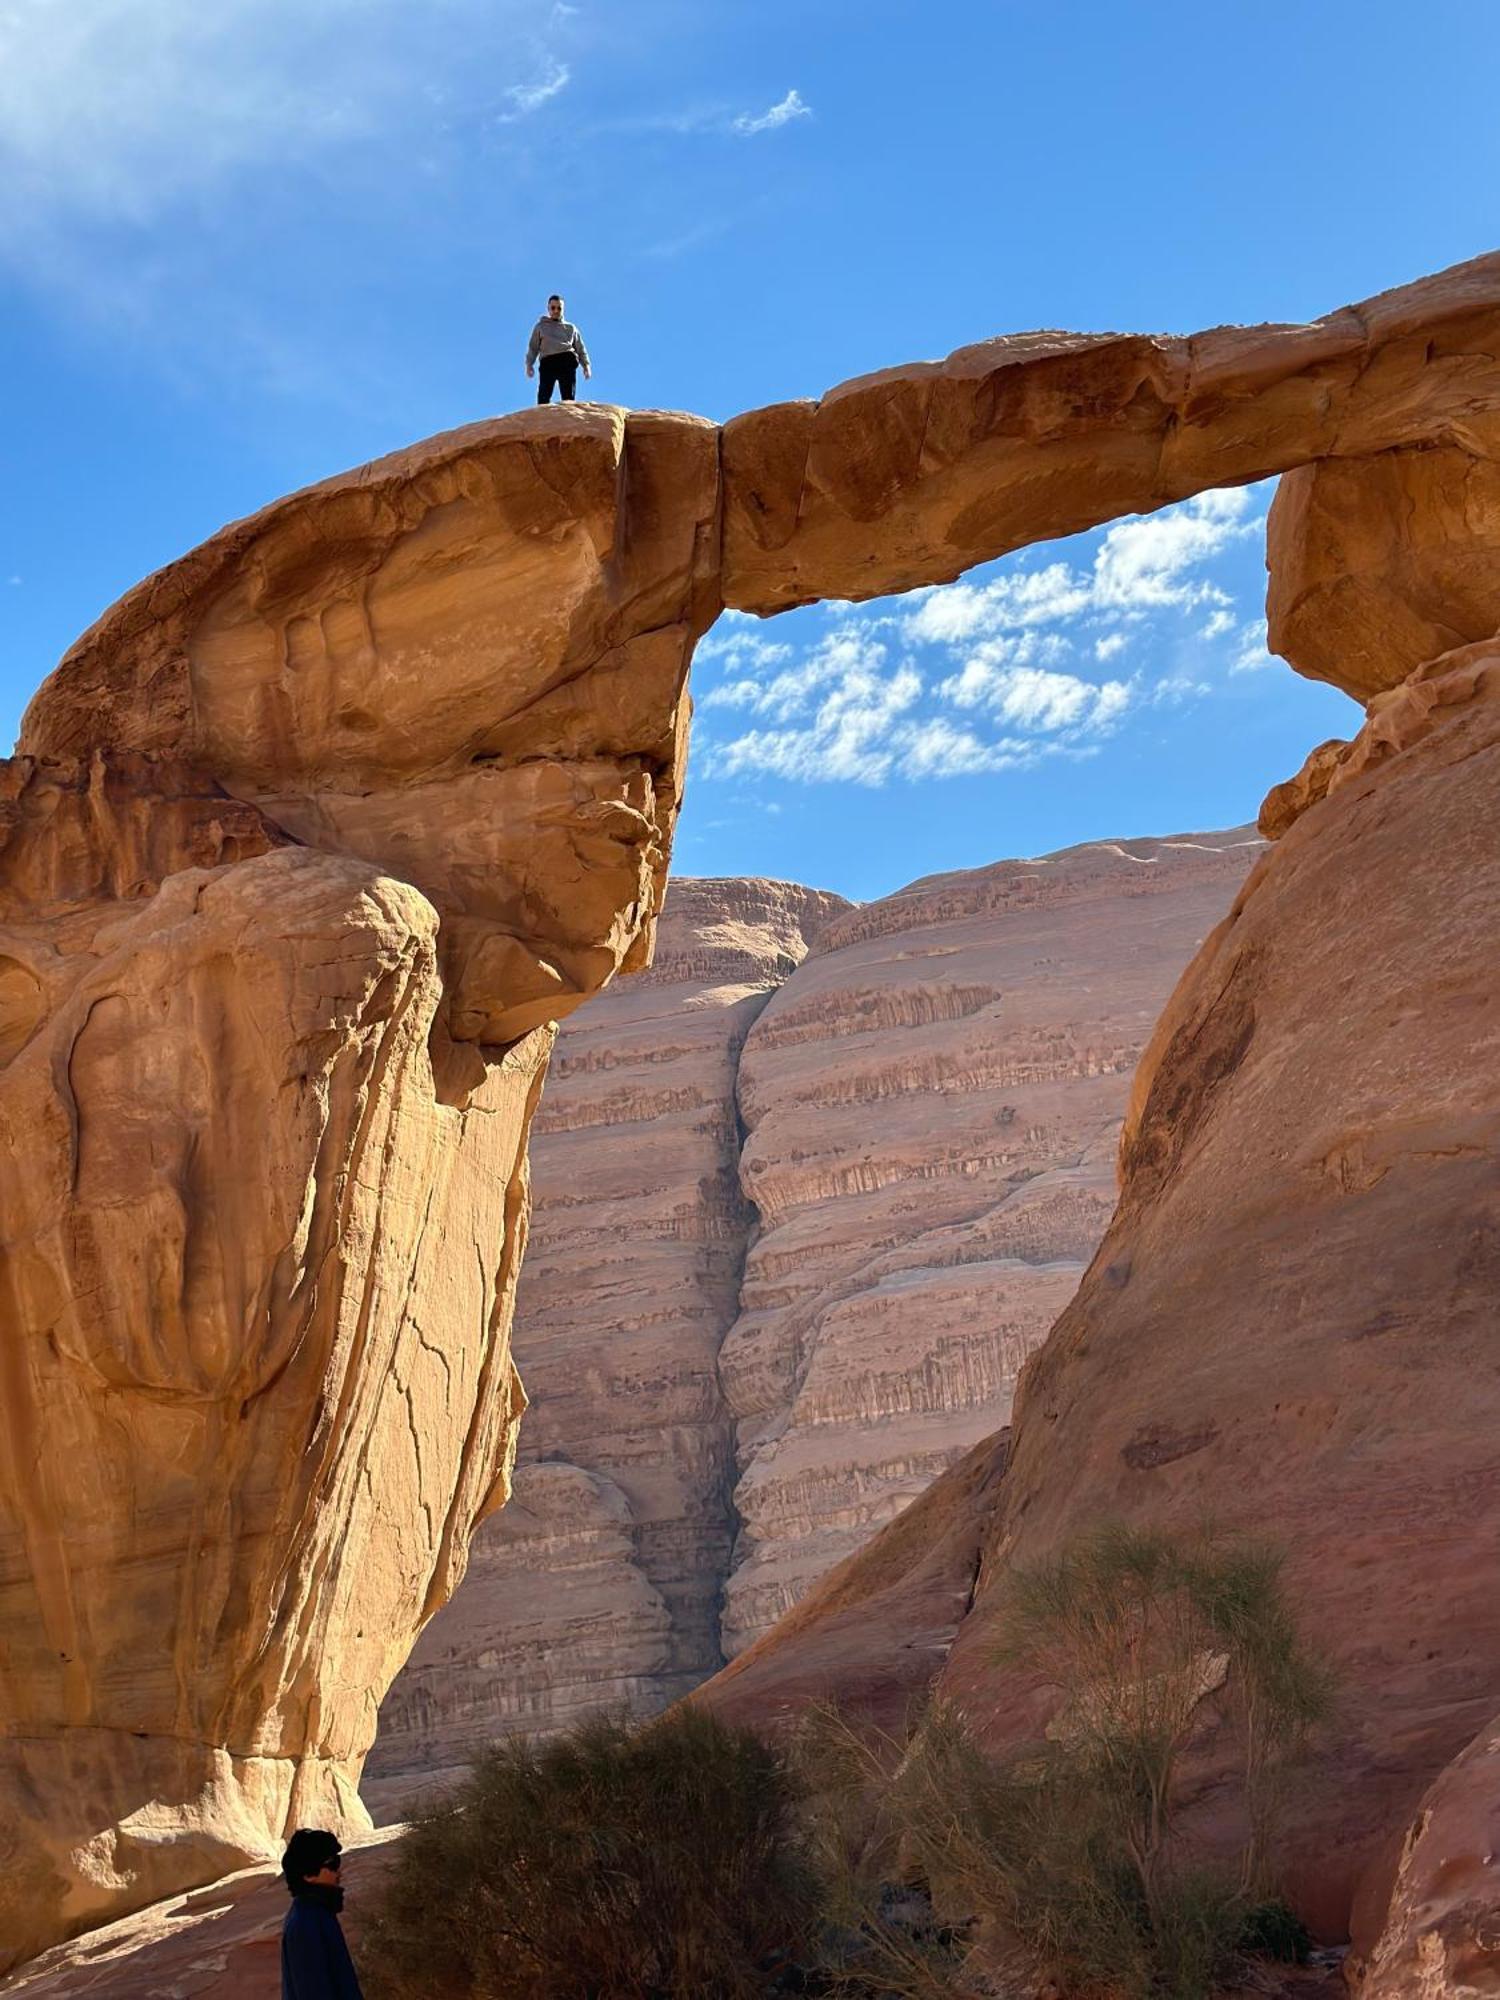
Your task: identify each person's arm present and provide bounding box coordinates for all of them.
[282,1913,325,2000]
[573,326,591,377]
[327,1918,366,2000]
[525,322,541,375]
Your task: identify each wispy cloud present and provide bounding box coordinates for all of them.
[709,653,922,785]
[0,0,588,247]
[702,628,882,721]
[941,654,1133,734]
[1092,488,1255,610]
[732,88,811,136]
[901,488,1258,650]
[500,60,571,120]
[1230,619,1277,673]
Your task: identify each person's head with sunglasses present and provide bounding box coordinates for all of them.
[281,1828,365,1998]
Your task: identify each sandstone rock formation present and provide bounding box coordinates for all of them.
[720,255,1500,635]
[719,833,1260,1655]
[9,249,1500,1970]
[0,407,717,1970]
[366,878,847,1802]
[702,636,1500,1948]
[366,841,1252,1796]
[1353,1705,1500,1999]
[1267,438,1500,699]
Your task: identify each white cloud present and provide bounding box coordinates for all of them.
[732,88,811,136]
[904,563,1090,643]
[0,0,544,228]
[940,637,1129,737]
[944,662,1131,734]
[1094,632,1128,662]
[1230,619,1277,673]
[701,626,889,722]
[894,717,1026,779]
[1151,674,1213,704]
[1199,608,1236,639]
[501,61,571,119]
[709,658,921,785]
[1092,488,1257,612]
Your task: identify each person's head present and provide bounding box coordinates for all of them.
[547,293,564,319]
[282,1827,343,1892]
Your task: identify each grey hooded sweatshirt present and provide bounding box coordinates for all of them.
[526,316,590,369]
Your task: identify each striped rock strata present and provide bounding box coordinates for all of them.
[366,878,847,1802]
[368,832,1257,1799]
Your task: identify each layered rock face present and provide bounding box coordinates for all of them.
[0,408,717,1969]
[367,878,847,1799]
[368,843,1251,1792]
[10,250,1500,1972]
[719,833,1260,1654]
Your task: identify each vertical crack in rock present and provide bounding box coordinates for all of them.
[369,832,1259,1791]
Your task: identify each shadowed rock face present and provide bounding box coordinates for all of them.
[719,832,1261,1657]
[701,640,1500,1955]
[7,252,1500,1969]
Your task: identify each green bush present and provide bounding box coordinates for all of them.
[1236,1898,1311,1965]
[796,1524,1331,2000]
[362,1706,820,2000]
[363,1526,1328,2000]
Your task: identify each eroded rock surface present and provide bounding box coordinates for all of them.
[1268,434,1500,699]
[0,407,716,1969]
[366,878,846,1806]
[719,832,1260,1654]
[1353,1706,1500,1999]
[11,250,1500,1969]
[703,639,1500,1945]
[722,254,1500,662]
[364,838,1254,1793]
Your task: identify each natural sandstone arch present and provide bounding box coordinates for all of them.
[4,252,1500,1970]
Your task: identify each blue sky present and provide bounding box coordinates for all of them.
[3,0,1496,899]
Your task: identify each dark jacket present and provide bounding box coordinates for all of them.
[282,1886,365,2000]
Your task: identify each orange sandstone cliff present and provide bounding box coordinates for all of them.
[6,253,1500,1977]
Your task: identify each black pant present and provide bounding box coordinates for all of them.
[537,353,578,403]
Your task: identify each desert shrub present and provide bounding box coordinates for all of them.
[1235,1898,1311,1964]
[996,1523,1332,1912]
[797,1525,1331,2000]
[363,1705,821,2000]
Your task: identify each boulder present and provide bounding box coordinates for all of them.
[1268,433,1500,699]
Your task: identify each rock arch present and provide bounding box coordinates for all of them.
[3,252,1500,1967]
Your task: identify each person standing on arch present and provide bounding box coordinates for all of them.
[525,293,592,403]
